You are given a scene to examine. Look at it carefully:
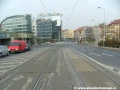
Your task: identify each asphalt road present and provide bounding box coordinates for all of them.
[0,43,120,90]
[69,44,120,74]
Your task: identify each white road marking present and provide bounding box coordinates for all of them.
[104,65,114,71]
[7,57,28,60]
[0,62,22,65]
[0,65,16,68]
[0,47,50,76]
[70,47,120,76]
[89,49,93,51]
[3,82,14,90]
[89,53,101,56]
[0,59,26,62]
[20,77,33,90]
[13,75,24,81]
[108,52,120,56]
[0,60,21,62]
[0,62,27,75]
[70,47,105,69]
[0,70,7,73]
[102,53,114,57]
[118,70,120,74]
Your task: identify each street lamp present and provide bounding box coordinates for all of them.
[98,7,106,47]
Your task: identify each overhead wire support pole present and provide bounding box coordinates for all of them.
[98,7,106,47]
[92,20,99,46]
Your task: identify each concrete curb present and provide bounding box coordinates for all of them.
[93,46,120,51]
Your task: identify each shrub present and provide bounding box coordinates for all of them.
[98,39,120,47]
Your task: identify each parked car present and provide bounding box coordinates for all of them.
[8,40,26,53]
[0,45,9,57]
[26,43,31,51]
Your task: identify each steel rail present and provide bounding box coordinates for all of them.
[70,47,120,86]
[0,47,53,86]
[63,48,86,90]
[32,47,58,90]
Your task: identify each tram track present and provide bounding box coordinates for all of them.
[0,47,55,89]
[63,48,86,89]
[31,46,86,90]
[0,45,119,90]
[31,47,58,90]
[70,47,120,88]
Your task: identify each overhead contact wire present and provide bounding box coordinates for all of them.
[39,0,48,14]
[67,0,79,29]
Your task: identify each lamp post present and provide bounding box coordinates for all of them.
[98,7,106,47]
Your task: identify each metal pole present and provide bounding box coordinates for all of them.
[58,30,60,42]
[92,20,98,46]
[22,26,23,40]
[95,26,98,46]
[118,22,120,41]
[103,8,105,47]
[98,7,105,47]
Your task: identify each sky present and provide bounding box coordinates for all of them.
[0,0,120,30]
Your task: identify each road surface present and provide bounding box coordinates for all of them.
[0,43,120,90]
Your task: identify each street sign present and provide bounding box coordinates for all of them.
[0,33,7,37]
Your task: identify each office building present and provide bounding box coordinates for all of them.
[37,12,62,41]
[1,15,32,33]
[36,19,52,38]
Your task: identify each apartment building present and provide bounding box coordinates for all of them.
[74,27,83,41]
[106,19,120,40]
[62,30,74,41]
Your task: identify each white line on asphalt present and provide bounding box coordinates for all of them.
[1,62,22,65]
[89,53,101,56]
[118,70,120,74]
[102,53,114,57]
[0,65,16,68]
[1,58,26,61]
[0,60,20,62]
[70,47,104,66]
[108,52,120,56]
[0,60,25,64]
[89,49,93,51]
[0,70,7,73]
[70,47,120,76]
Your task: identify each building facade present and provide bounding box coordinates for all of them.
[32,19,37,36]
[62,30,74,41]
[74,27,83,41]
[36,19,52,39]
[1,15,32,33]
[37,12,62,42]
[74,26,96,43]
[106,19,120,40]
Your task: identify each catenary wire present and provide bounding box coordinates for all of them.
[66,0,79,29]
[39,0,48,14]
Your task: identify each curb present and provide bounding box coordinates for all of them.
[93,46,120,51]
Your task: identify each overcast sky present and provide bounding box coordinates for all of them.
[0,0,120,30]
